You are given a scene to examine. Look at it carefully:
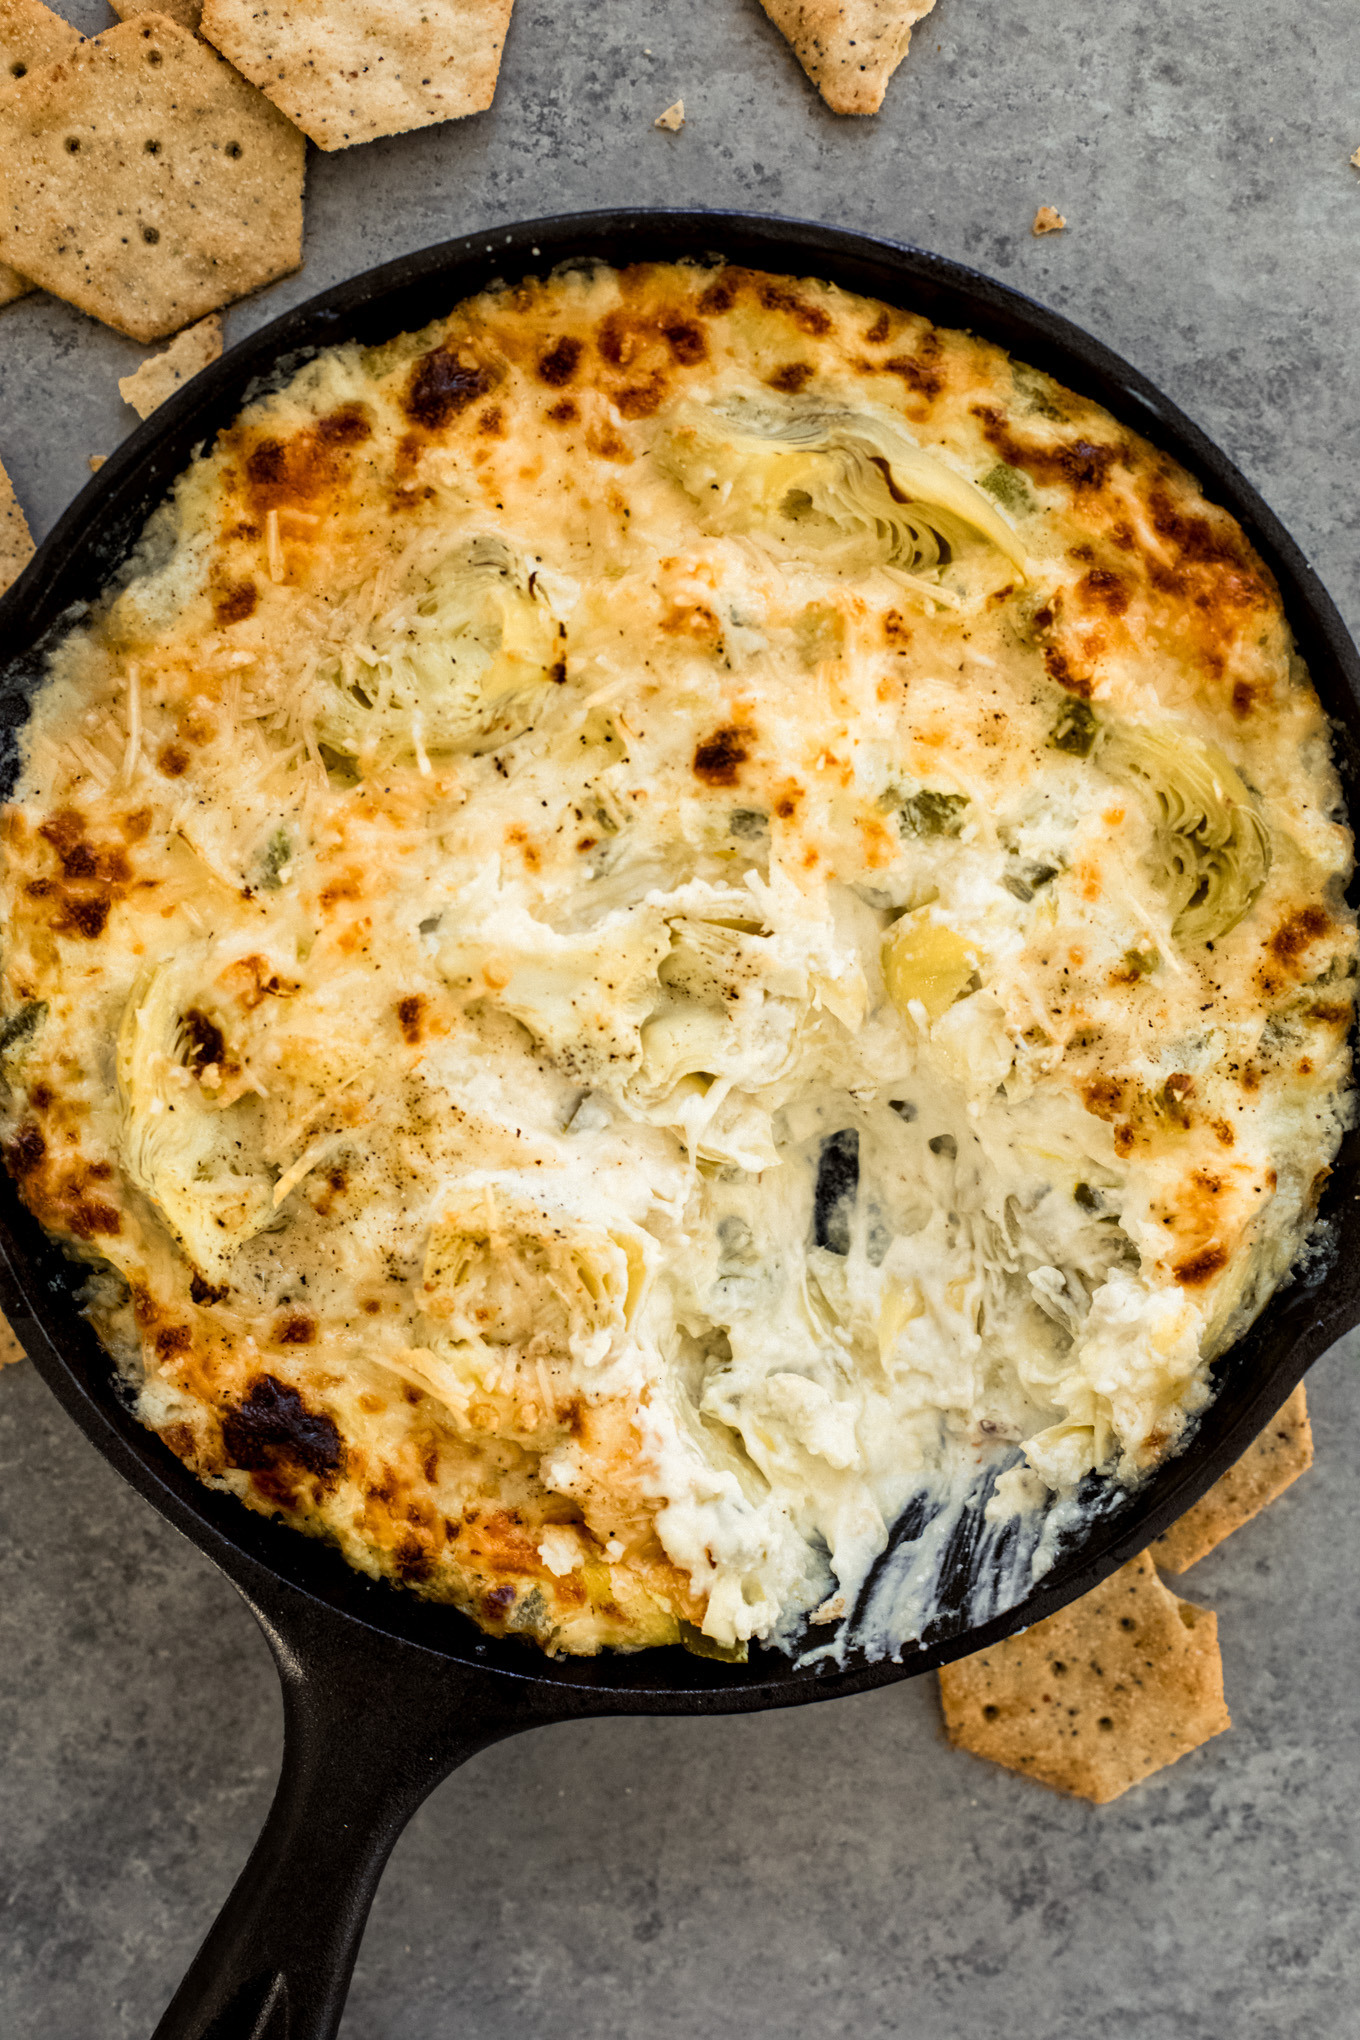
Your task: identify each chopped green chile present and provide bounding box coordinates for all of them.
[900,789,970,839]
[1051,698,1099,756]
[978,462,1034,516]
[260,828,292,888]
[0,999,46,1074]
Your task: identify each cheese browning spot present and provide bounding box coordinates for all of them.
[404,349,493,431]
[693,726,750,785]
[221,1374,342,1481]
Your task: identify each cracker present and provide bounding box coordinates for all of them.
[0,1311,24,1365]
[118,309,222,416]
[757,0,936,116]
[938,1553,1231,1803]
[1033,205,1066,235]
[654,99,684,132]
[1152,1383,1312,1574]
[0,0,83,83]
[111,0,205,31]
[0,0,84,310]
[0,16,306,343]
[0,453,34,595]
[199,0,514,151]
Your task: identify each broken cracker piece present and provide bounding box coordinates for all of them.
[0,453,34,594]
[119,310,222,417]
[110,0,204,30]
[88,453,105,471]
[1152,1383,1312,1574]
[938,1553,1230,1803]
[655,98,684,131]
[757,0,936,116]
[0,260,29,303]
[0,1311,23,1365]
[0,16,306,343]
[1351,145,1360,170]
[1033,205,1066,235]
[199,0,515,151]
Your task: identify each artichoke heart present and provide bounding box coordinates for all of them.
[313,535,563,767]
[655,394,1028,582]
[1099,724,1272,943]
[658,915,775,1006]
[418,1173,653,1371]
[116,962,276,1281]
[882,908,984,1022]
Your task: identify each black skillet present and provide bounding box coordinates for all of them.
[1,210,1358,2040]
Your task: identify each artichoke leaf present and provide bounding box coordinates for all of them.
[655,394,1028,582]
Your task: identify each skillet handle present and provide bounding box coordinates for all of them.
[150,1588,535,2040]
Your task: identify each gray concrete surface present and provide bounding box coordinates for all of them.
[2,0,1359,2034]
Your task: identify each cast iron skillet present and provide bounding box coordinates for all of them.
[1,209,1358,2040]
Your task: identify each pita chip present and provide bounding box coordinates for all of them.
[1033,205,1066,235]
[0,16,306,343]
[938,1554,1231,1804]
[655,99,684,131]
[199,0,515,151]
[119,310,222,416]
[111,0,204,30]
[757,0,936,115]
[1152,1383,1313,1575]
[0,454,34,595]
[0,0,86,305]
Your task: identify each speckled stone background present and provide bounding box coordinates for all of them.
[2,2,1359,2034]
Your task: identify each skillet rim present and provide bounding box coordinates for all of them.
[1,204,1357,1714]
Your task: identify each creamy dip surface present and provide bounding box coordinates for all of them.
[0,261,1352,1657]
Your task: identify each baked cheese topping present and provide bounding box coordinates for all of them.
[1,262,1352,1656]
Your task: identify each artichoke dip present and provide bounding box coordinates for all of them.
[1,262,1352,1658]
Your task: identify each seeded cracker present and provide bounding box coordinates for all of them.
[757,0,936,115]
[0,453,34,595]
[0,0,85,305]
[119,310,222,416]
[0,16,305,343]
[938,1554,1231,1803]
[199,0,514,151]
[1152,1383,1313,1574]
